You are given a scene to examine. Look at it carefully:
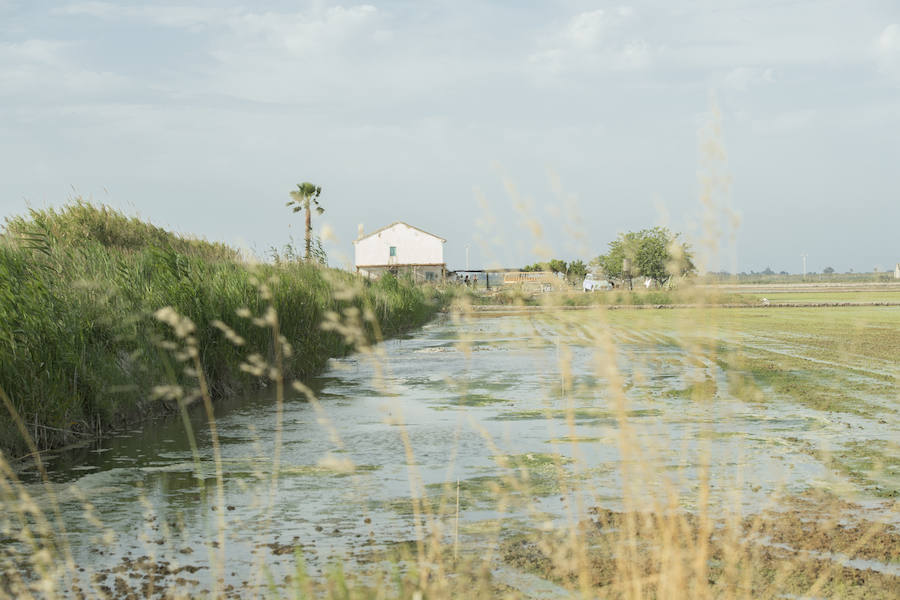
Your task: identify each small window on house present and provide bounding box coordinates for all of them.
[389,246,397,257]
[426,271,435,281]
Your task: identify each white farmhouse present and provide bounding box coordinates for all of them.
[354,222,446,282]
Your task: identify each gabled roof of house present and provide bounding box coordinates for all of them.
[354,221,446,243]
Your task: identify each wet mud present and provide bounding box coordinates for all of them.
[501,491,900,598]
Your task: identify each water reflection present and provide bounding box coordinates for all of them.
[11,311,898,593]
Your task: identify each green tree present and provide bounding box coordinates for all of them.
[594,227,694,283]
[568,259,587,280]
[823,266,835,274]
[286,182,323,261]
[548,259,568,275]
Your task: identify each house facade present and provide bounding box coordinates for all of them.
[354,222,446,282]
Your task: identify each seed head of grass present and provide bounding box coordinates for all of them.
[154,306,195,338]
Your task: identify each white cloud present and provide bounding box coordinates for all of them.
[220,5,378,56]
[54,2,221,30]
[196,5,388,105]
[878,23,900,53]
[750,109,818,136]
[566,9,607,49]
[875,23,900,78]
[52,3,387,105]
[55,2,379,44]
[0,39,126,98]
[3,1,899,273]
[0,39,67,64]
[723,66,776,92]
[619,39,650,70]
[528,7,653,75]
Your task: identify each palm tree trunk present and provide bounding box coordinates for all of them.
[304,203,312,261]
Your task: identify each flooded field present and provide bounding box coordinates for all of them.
[4,306,899,598]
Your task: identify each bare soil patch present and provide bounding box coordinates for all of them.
[501,490,900,598]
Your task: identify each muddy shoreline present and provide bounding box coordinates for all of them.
[21,491,895,599]
[501,491,900,598]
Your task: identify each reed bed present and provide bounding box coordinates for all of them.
[0,201,441,456]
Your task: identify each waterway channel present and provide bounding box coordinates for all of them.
[11,310,899,595]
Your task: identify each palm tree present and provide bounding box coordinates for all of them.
[286,182,323,261]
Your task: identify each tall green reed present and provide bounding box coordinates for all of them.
[0,201,443,457]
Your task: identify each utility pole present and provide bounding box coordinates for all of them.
[465,245,470,271]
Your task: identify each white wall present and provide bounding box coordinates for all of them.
[355,223,444,267]
[358,265,444,281]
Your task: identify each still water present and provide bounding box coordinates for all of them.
[16,310,887,593]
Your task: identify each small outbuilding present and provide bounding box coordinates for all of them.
[354,222,446,282]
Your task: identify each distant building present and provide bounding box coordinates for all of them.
[354,222,446,282]
[895,263,900,280]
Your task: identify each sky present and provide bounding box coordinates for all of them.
[1,0,898,273]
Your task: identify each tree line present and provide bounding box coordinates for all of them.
[521,227,696,285]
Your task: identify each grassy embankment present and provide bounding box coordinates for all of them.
[0,201,442,457]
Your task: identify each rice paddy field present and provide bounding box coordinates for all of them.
[2,295,898,598]
[730,288,900,305]
[705,282,900,305]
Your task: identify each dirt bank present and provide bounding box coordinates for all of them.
[502,490,900,598]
